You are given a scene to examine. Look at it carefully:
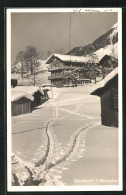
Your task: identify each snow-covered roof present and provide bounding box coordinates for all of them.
[90,67,118,96]
[11,86,41,95]
[45,54,98,64]
[11,91,34,102]
[46,42,118,65]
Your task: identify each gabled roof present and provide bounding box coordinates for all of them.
[45,54,99,64]
[11,91,34,102]
[90,67,118,96]
[11,86,42,95]
[99,55,118,64]
[46,42,118,65]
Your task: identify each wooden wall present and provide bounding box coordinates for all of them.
[11,97,31,116]
[111,87,118,127]
[101,86,118,127]
[101,90,112,126]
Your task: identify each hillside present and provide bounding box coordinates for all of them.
[67,23,118,57]
[11,60,51,86]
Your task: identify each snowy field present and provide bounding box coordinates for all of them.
[11,85,118,186]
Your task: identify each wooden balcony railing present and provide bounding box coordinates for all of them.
[48,66,84,72]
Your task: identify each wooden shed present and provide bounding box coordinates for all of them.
[91,67,118,127]
[11,91,34,116]
[11,86,43,109]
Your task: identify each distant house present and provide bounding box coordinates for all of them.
[11,86,43,108]
[91,67,118,127]
[46,54,97,87]
[11,91,34,116]
[11,79,18,88]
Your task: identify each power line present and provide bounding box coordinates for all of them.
[69,12,71,52]
[69,12,71,65]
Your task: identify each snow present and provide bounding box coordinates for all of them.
[112,42,118,59]
[11,86,41,95]
[11,91,34,102]
[46,53,98,64]
[61,125,118,185]
[46,42,118,66]
[111,22,118,29]
[12,62,21,69]
[108,25,118,43]
[47,91,53,99]
[36,60,49,72]
[90,67,118,95]
[11,73,21,80]
[12,86,118,186]
[94,43,118,61]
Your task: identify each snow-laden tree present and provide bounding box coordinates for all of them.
[24,46,40,75]
[83,63,100,83]
[61,69,79,85]
[82,54,101,83]
[100,56,118,79]
[13,46,41,85]
[15,51,25,78]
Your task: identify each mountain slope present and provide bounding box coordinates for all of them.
[67,23,118,56]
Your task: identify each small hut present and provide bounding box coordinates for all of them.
[11,86,43,109]
[91,67,118,127]
[11,91,34,116]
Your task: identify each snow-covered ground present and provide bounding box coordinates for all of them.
[11,85,118,186]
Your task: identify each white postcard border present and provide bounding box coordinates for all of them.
[7,8,122,191]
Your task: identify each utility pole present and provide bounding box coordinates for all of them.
[33,58,35,86]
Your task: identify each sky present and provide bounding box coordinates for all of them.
[11,12,117,64]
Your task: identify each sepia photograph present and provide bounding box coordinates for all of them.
[7,8,122,191]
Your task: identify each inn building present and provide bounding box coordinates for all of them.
[45,54,97,87]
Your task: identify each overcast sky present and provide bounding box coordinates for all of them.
[11,12,117,64]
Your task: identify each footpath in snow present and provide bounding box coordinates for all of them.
[11,85,118,186]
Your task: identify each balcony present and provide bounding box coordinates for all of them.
[48,66,84,72]
[48,75,63,80]
[48,67,64,72]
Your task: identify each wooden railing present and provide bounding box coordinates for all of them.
[48,66,84,71]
